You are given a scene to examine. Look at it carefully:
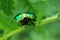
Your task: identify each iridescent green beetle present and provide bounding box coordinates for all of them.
[15,12,37,26]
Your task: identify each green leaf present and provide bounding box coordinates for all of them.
[0,0,60,40]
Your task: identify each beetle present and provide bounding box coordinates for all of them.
[15,12,37,26]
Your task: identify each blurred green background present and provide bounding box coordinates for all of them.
[0,0,60,40]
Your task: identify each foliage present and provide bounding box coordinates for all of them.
[0,0,60,40]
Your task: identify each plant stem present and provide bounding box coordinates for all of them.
[39,14,58,26]
[0,14,59,40]
[0,27,25,40]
